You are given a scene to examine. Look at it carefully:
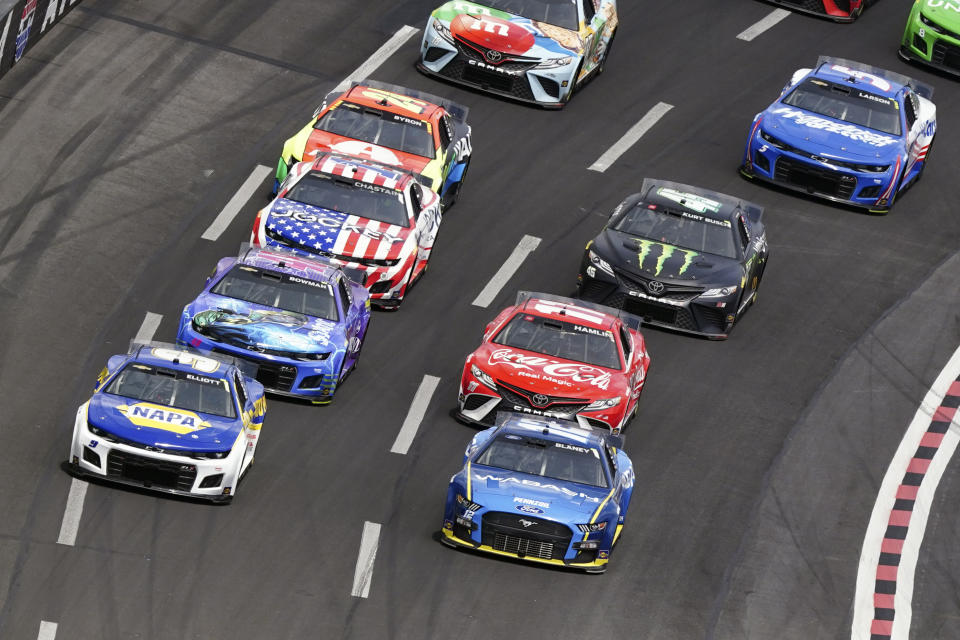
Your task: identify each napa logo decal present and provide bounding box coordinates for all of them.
[117,403,211,434]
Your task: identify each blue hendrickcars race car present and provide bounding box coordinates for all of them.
[177,245,371,404]
[741,56,936,214]
[441,414,634,573]
[69,343,266,503]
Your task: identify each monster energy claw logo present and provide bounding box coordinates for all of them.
[634,239,698,277]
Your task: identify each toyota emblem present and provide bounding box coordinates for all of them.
[531,393,549,407]
[485,49,503,63]
[646,280,665,295]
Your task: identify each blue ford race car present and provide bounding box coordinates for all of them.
[741,56,936,214]
[441,414,634,573]
[177,245,371,404]
[69,343,266,503]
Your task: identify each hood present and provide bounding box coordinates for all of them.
[187,293,345,353]
[304,133,430,174]
[472,343,626,399]
[265,199,410,261]
[594,230,742,285]
[762,105,901,162]
[921,0,960,27]
[469,465,609,522]
[87,393,241,452]
[432,1,583,57]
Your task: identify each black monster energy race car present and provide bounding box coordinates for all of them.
[577,179,769,339]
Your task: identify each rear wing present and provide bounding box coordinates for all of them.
[313,79,470,123]
[126,341,259,379]
[514,291,643,332]
[640,178,764,225]
[493,411,624,448]
[816,55,934,99]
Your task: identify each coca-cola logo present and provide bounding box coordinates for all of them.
[487,349,611,390]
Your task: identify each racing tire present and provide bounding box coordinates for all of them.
[562,60,585,106]
[596,29,616,76]
[441,156,470,212]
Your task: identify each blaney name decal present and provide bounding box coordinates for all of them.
[771,107,898,147]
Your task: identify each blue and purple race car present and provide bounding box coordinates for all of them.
[741,56,936,214]
[177,245,370,404]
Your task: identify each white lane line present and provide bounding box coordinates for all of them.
[587,102,673,172]
[134,311,163,344]
[201,165,272,242]
[334,25,420,92]
[351,521,382,598]
[390,375,440,455]
[737,8,791,41]
[57,478,87,546]
[37,621,57,640]
[472,235,542,308]
[851,345,960,640]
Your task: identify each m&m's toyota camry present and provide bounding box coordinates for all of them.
[441,413,634,573]
[177,245,371,404]
[457,292,650,433]
[274,80,472,210]
[418,0,618,107]
[741,57,936,214]
[252,152,442,309]
[69,343,266,503]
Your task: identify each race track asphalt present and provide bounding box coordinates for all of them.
[0,1,958,638]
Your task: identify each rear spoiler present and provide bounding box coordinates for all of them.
[493,411,624,448]
[515,291,643,332]
[816,55,934,99]
[640,178,764,225]
[313,78,470,122]
[127,341,259,379]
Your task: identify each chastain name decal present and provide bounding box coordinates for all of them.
[488,349,612,390]
[771,107,898,147]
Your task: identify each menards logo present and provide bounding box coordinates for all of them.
[635,239,698,277]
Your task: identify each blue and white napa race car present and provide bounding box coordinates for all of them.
[441,413,634,573]
[177,245,371,404]
[741,56,936,214]
[69,343,266,503]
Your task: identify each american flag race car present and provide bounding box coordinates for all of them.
[251,152,442,310]
[457,292,650,434]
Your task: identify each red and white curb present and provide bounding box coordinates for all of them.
[852,346,960,639]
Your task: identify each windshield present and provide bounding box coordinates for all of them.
[493,313,621,369]
[286,172,409,227]
[482,0,579,31]
[211,265,339,320]
[106,364,236,418]
[614,204,737,259]
[782,78,901,136]
[316,102,434,157]
[476,434,607,487]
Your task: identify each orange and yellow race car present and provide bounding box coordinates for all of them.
[274,80,472,210]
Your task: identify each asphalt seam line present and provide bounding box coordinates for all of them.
[588,102,673,172]
[390,375,440,455]
[351,521,382,598]
[472,235,541,308]
[737,8,791,42]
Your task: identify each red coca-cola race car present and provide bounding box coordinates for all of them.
[456,292,650,433]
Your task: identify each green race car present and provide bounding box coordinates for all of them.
[900,0,960,76]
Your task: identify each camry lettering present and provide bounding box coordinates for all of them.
[771,107,898,147]
[467,59,522,75]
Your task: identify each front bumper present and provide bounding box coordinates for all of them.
[177,324,340,401]
[900,10,960,77]
[578,264,735,340]
[765,0,861,22]
[417,25,576,108]
[70,406,242,502]
[440,517,609,572]
[742,129,898,213]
